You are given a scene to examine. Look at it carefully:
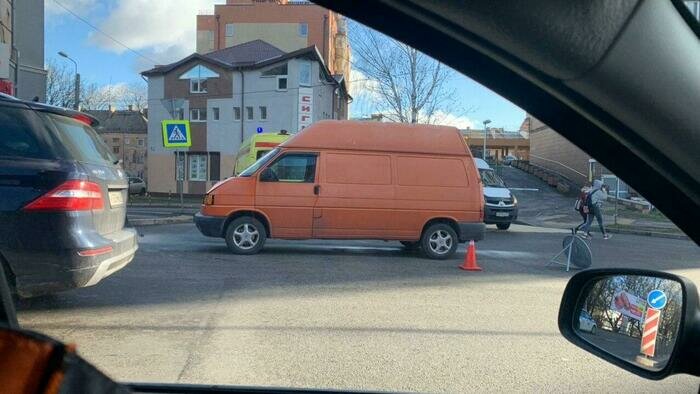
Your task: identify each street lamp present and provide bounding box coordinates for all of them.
[482,119,492,160]
[58,51,80,110]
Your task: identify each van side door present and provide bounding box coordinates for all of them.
[312,151,394,238]
[255,152,318,239]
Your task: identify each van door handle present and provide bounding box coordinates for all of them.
[313,185,320,195]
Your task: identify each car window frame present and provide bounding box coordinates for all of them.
[259,151,318,183]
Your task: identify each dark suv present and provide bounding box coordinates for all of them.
[0,94,137,297]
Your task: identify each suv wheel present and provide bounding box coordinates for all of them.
[225,217,267,255]
[420,223,458,259]
[139,187,146,196]
[497,222,511,230]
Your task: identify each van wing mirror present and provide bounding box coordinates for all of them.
[558,269,700,380]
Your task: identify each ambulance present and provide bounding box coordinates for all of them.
[233,131,291,176]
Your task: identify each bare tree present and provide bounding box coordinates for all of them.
[45,60,75,108]
[46,61,147,111]
[350,23,460,123]
[118,82,148,111]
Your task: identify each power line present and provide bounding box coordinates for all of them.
[51,0,164,65]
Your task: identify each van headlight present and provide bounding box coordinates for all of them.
[512,195,518,205]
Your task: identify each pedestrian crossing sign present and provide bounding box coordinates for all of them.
[162,120,192,148]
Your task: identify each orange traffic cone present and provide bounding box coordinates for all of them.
[459,240,482,271]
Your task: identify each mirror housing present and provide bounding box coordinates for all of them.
[559,269,700,380]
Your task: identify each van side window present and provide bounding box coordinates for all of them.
[263,153,316,183]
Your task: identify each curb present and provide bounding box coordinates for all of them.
[129,215,193,226]
[513,220,688,240]
[128,203,200,209]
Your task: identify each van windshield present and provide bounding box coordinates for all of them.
[239,148,280,177]
[479,168,505,187]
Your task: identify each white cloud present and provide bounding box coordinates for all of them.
[87,0,224,67]
[430,110,475,129]
[46,0,97,16]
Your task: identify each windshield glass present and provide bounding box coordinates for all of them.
[11,2,700,394]
[479,168,505,187]
[239,148,280,177]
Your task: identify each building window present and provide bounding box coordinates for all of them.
[299,23,308,37]
[277,76,288,90]
[259,106,267,120]
[137,139,144,147]
[299,61,311,86]
[225,23,234,37]
[212,107,220,121]
[113,146,120,154]
[246,106,254,120]
[210,152,220,181]
[190,79,208,93]
[262,63,288,77]
[125,138,131,145]
[233,107,241,121]
[190,108,207,122]
[189,154,208,181]
[112,137,120,143]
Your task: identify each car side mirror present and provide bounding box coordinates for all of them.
[259,168,276,182]
[559,269,700,380]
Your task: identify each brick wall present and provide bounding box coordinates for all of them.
[527,116,610,187]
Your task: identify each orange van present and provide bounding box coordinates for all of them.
[194,120,485,259]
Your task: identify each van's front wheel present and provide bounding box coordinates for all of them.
[225,217,266,255]
[420,223,458,259]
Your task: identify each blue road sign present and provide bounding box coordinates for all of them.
[256,127,263,133]
[647,289,667,310]
[161,120,191,148]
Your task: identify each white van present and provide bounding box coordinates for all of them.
[474,158,518,229]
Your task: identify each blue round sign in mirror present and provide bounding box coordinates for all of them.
[647,289,667,310]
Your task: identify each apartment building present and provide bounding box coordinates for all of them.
[88,108,149,180]
[0,0,46,99]
[196,0,350,78]
[142,40,349,195]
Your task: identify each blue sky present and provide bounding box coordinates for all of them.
[46,0,525,130]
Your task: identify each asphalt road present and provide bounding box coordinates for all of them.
[15,224,700,393]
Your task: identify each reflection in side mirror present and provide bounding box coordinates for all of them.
[575,275,682,371]
[558,269,700,380]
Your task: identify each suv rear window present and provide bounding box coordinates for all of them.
[42,113,115,166]
[0,107,49,159]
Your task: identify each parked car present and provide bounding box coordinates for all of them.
[196,120,485,259]
[233,130,291,176]
[578,310,597,335]
[0,94,138,297]
[474,158,518,230]
[128,177,146,195]
[502,155,518,166]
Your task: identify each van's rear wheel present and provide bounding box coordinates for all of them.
[420,223,458,259]
[225,217,266,255]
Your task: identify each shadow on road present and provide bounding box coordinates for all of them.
[23,322,561,338]
[15,224,700,313]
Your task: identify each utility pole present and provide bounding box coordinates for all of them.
[482,119,491,161]
[58,51,79,110]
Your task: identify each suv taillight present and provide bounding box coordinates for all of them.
[23,180,104,211]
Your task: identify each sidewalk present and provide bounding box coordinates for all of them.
[499,166,688,240]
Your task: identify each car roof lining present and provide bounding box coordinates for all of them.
[313,0,699,242]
